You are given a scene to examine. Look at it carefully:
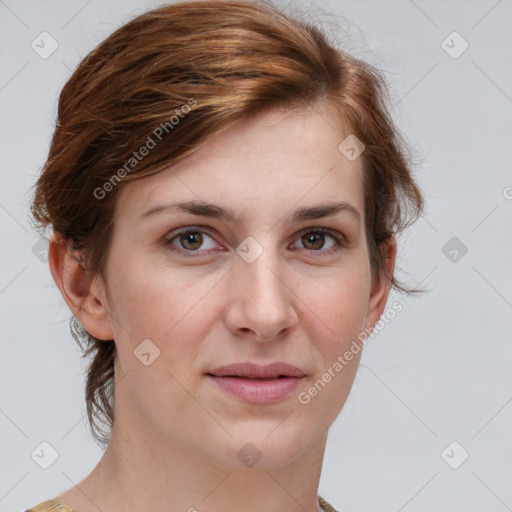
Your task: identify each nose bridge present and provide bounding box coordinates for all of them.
[245,248,283,299]
[228,237,297,339]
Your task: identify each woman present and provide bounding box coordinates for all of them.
[26,0,424,511]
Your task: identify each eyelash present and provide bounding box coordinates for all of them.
[162,226,347,257]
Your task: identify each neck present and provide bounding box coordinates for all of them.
[66,399,328,512]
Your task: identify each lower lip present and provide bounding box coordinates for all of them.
[206,375,304,404]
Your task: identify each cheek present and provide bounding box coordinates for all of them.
[297,275,369,422]
[298,268,371,345]
[106,264,211,420]
[105,259,222,379]
[106,258,206,336]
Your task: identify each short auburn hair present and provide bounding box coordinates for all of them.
[30,0,424,447]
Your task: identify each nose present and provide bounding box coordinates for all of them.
[223,245,299,342]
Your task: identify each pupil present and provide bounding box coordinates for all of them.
[305,233,323,249]
[182,232,202,250]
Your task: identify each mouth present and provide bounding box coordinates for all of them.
[205,362,305,404]
[206,362,306,379]
[205,374,291,380]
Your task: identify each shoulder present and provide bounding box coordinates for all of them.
[24,497,75,512]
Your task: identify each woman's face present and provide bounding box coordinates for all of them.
[93,102,394,468]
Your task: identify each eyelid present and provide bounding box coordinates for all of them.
[292,227,347,254]
[163,225,222,255]
[162,225,347,256]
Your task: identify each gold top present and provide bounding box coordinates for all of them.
[25,497,74,512]
[26,495,339,512]
[318,494,339,511]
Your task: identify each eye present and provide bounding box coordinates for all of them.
[163,226,346,257]
[292,228,346,254]
[164,227,220,255]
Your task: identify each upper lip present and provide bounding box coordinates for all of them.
[206,362,305,379]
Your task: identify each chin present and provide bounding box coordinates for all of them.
[206,421,321,470]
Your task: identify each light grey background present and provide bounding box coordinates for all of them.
[1,0,511,511]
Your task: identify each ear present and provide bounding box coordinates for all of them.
[48,231,114,341]
[364,235,397,332]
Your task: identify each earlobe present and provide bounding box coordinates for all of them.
[365,235,397,332]
[48,232,114,341]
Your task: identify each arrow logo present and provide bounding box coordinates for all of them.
[338,134,365,161]
[31,441,59,469]
[442,236,468,263]
[134,338,161,366]
[237,441,263,467]
[236,236,263,263]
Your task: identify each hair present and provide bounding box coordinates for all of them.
[30,0,425,447]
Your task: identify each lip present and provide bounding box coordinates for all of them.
[207,362,305,379]
[205,362,306,404]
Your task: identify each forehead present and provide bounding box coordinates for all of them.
[115,103,365,226]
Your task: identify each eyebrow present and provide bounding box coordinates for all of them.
[139,200,361,225]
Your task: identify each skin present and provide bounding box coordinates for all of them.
[50,101,396,512]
